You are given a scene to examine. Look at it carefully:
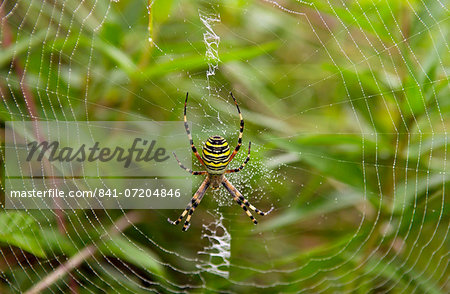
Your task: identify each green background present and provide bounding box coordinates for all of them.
[0,0,448,293]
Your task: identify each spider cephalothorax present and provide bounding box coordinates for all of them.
[168,92,273,231]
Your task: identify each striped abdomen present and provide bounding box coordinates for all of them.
[202,136,231,174]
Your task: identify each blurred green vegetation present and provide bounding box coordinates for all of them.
[0,0,449,293]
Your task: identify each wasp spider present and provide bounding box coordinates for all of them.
[168,92,273,231]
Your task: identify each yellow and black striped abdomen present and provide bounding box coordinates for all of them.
[202,136,231,174]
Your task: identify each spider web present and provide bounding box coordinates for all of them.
[0,0,449,293]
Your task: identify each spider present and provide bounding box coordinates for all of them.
[168,92,273,231]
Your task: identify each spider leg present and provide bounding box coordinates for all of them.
[228,92,244,163]
[182,192,205,231]
[226,142,251,173]
[184,93,205,166]
[173,152,207,175]
[167,177,210,231]
[222,178,258,224]
[223,178,273,218]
